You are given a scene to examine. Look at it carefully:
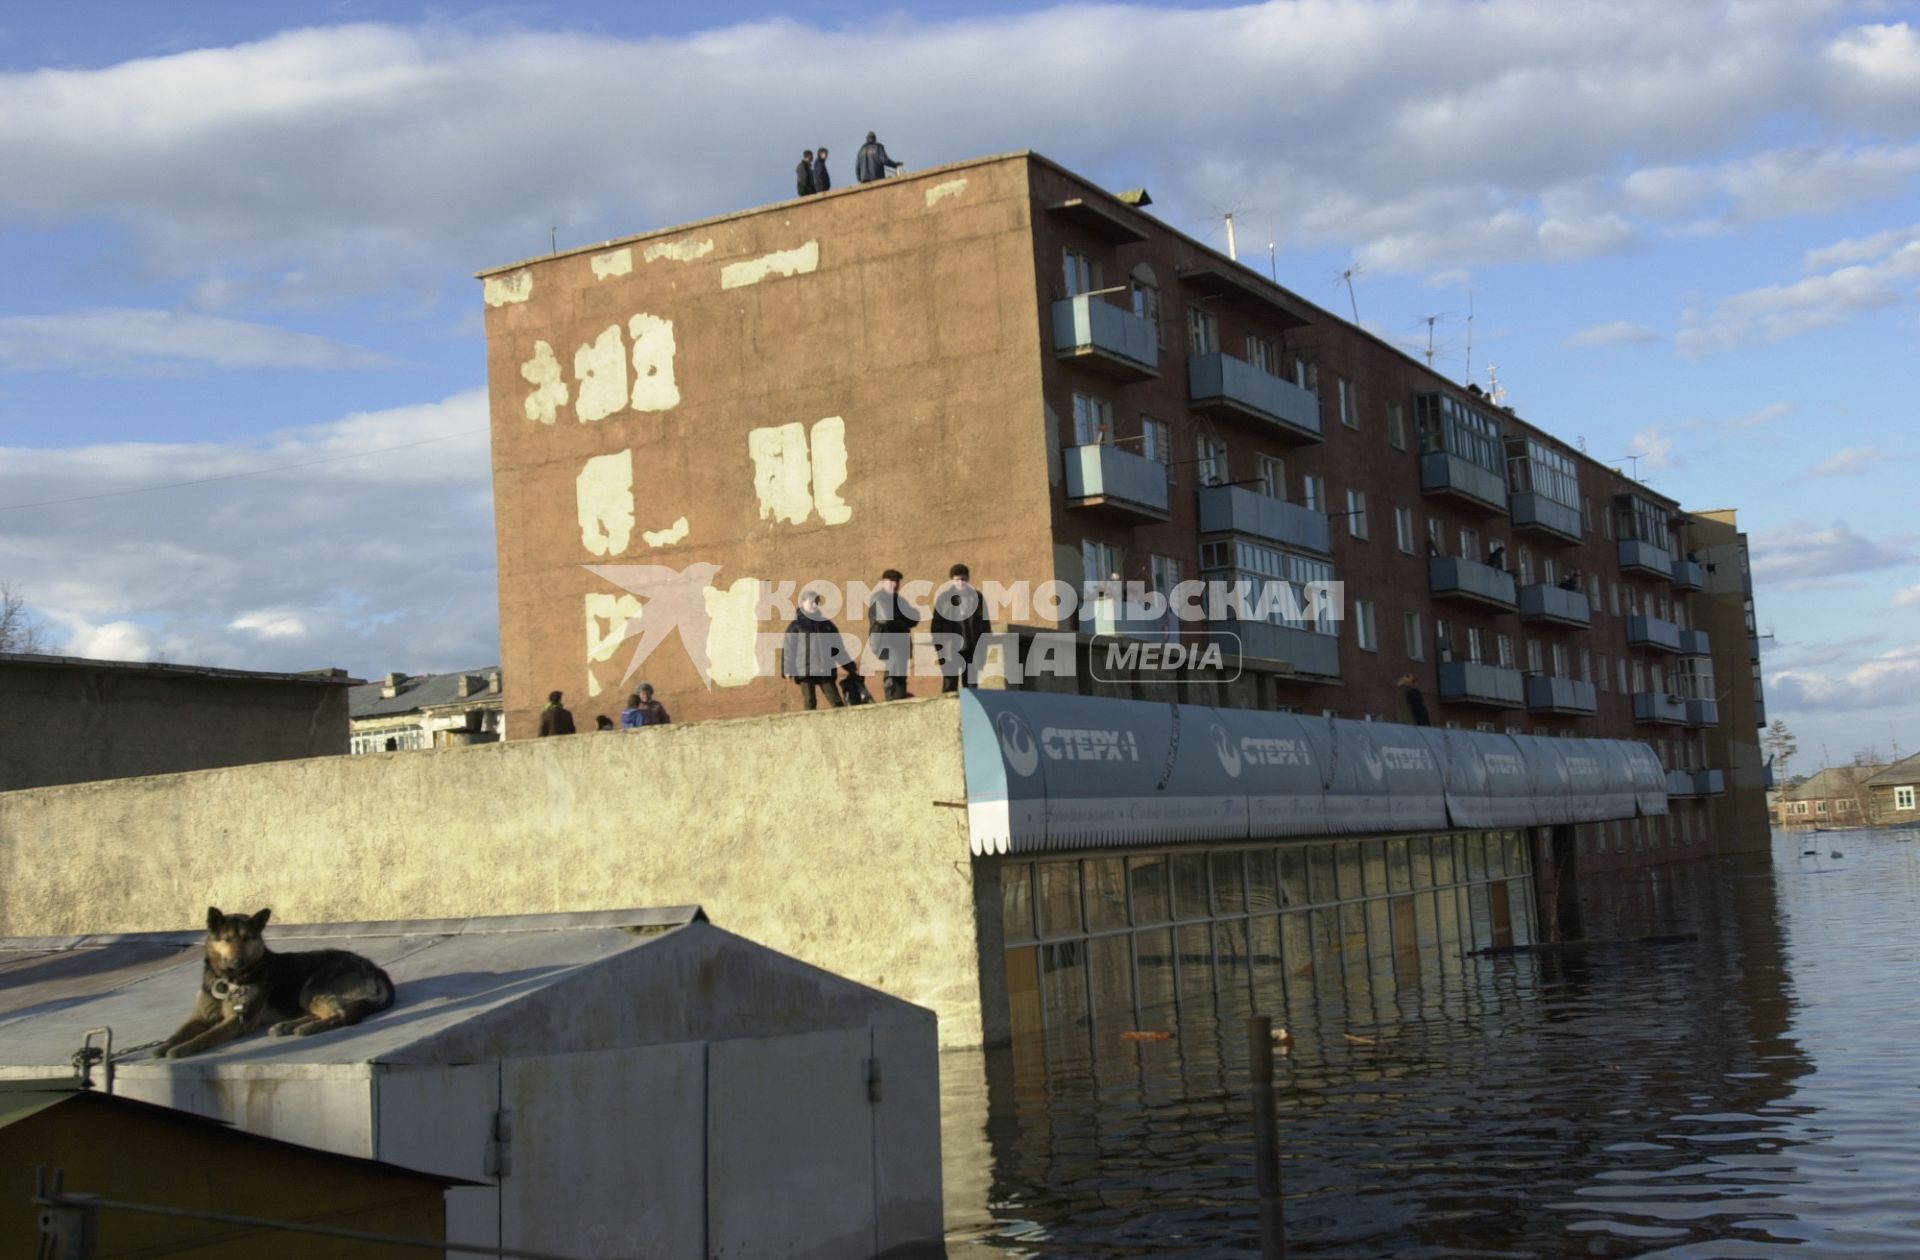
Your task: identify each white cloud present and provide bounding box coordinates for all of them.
[1565,320,1663,348]
[1804,446,1891,479]
[1771,644,1920,714]
[0,308,388,373]
[0,391,496,676]
[1750,521,1917,586]
[1626,424,1678,470]
[1803,224,1920,270]
[1893,585,1920,609]
[1716,144,1920,222]
[1676,232,1920,356]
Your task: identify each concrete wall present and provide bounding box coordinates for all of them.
[0,661,350,791]
[0,696,990,1047]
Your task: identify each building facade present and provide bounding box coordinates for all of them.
[1863,753,1920,824]
[1774,765,1883,829]
[348,667,504,754]
[478,150,1769,859]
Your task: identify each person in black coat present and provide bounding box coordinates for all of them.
[783,591,846,710]
[931,563,989,693]
[796,150,815,197]
[812,146,831,194]
[855,132,902,183]
[867,567,920,701]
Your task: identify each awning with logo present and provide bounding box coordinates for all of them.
[961,691,1667,856]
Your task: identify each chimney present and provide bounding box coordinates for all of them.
[382,671,406,700]
[487,670,502,695]
[457,674,477,699]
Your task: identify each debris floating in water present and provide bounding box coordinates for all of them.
[1120,1030,1173,1042]
[1343,1033,1377,1047]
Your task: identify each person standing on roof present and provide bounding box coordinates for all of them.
[796,149,816,197]
[538,690,576,736]
[855,132,902,183]
[812,146,832,193]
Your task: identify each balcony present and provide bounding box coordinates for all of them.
[1666,769,1701,798]
[1685,697,1720,727]
[1187,353,1322,443]
[1748,634,1761,663]
[1618,538,1674,579]
[1509,492,1582,545]
[1212,619,1341,679]
[1671,558,1705,591]
[1428,555,1518,610]
[1080,599,1177,641]
[1626,614,1683,653]
[1697,768,1726,795]
[1525,674,1598,715]
[1517,583,1592,627]
[1756,695,1767,728]
[1051,294,1159,380]
[1632,691,1689,724]
[1437,660,1525,708]
[1196,484,1332,555]
[1420,451,1509,514]
[1063,443,1170,523]
[1678,628,1711,656]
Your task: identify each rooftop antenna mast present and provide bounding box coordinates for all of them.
[1422,315,1440,368]
[1336,264,1361,324]
[1267,235,1277,282]
[1464,290,1474,387]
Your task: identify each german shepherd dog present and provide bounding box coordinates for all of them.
[154,907,396,1059]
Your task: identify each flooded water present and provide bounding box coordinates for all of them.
[940,829,1920,1257]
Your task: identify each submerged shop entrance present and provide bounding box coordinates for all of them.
[998,832,1536,1037]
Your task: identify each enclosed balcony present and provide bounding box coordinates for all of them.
[1509,492,1582,545]
[1420,452,1509,515]
[1211,619,1341,680]
[1428,555,1518,610]
[1670,558,1705,591]
[1632,691,1689,724]
[1051,294,1159,380]
[1524,674,1598,715]
[1196,485,1332,555]
[1063,443,1170,523]
[1685,697,1720,727]
[1617,538,1674,579]
[1516,583,1591,627]
[1187,353,1322,443]
[1756,695,1767,728]
[1678,628,1711,656]
[1626,614,1683,653]
[1666,769,1702,798]
[1697,768,1726,795]
[1748,634,1761,663]
[1437,660,1525,708]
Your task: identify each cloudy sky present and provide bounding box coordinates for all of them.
[1,0,1916,765]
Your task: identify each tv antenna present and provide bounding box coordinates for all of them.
[1420,313,1450,368]
[1205,187,1253,263]
[1335,263,1361,324]
[1267,236,1277,282]
[1464,290,1475,387]
[1486,363,1506,406]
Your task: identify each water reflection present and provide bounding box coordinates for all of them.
[945,831,1920,1256]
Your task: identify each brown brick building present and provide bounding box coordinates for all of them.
[478,150,1769,857]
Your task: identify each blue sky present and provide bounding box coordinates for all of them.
[1,0,1917,766]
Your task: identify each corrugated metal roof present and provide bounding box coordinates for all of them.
[350,666,502,719]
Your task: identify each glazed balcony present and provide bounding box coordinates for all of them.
[1051,294,1159,380]
[1666,769,1703,798]
[1524,674,1598,715]
[1196,485,1332,555]
[1618,538,1674,579]
[1187,353,1323,443]
[1063,443,1170,523]
[1212,619,1341,679]
[1437,660,1525,708]
[1755,695,1767,728]
[1670,558,1705,591]
[1684,697,1720,727]
[1428,555,1518,610]
[1509,492,1582,545]
[1516,583,1591,627]
[1632,691,1689,725]
[1627,614,1683,653]
[1678,628,1711,656]
[1420,452,1509,515]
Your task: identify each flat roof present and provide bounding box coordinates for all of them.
[0,652,361,687]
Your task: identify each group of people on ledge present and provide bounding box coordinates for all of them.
[793,132,902,197]
[783,564,989,711]
[538,684,671,736]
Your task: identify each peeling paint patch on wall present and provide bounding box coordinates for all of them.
[520,341,568,424]
[704,579,766,688]
[748,423,814,526]
[627,314,680,412]
[590,248,633,279]
[925,178,969,207]
[809,417,852,525]
[576,450,635,557]
[643,237,715,264]
[585,592,644,670]
[641,516,690,548]
[573,325,628,423]
[483,270,533,306]
[720,241,821,290]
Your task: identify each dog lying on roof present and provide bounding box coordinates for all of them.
[153,907,396,1059]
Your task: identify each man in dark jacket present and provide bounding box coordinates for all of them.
[868,567,920,701]
[796,150,815,197]
[855,132,902,183]
[812,146,831,193]
[783,591,846,710]
[634,682,671,725]
[931,563,989,693]
[538,690,576,736]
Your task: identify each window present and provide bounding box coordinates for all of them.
[1609,582,1621,616]
[1616,659,1628,692]
[1388,402,1406,450]
[1131,280,1163,348]
[1196,434,1228,486]
[1188,306,1218,356]
[1816,801,1829,814]
[1247,335,1277,375]
[1354,599,1377,651]
[1504,437,1580,511]
[1589,574,1602,610]
[1426,518,1443,554]
[1345,488,1368,539]
[1897,786,1916,811]
[1579,648,1592,683]
[1257,455,1285,499]
[1140,416,1170,463]
[1413,391,1504,473]
[1552,642,1569,676]
[1496,632,1514,668]
[1150,553,1183,595]
[1631,660,1646,693]
[1467,627,1484,663]
[1395,507,1415,554]
[1300,474,1324,512]
[1405,611,1424,660]
[1338,379,1358,429]
[1082,539,1122,587]
[1598,655,1611,691]
[1435,618,1453,662]
[1541,556,1557,586]
[1518,546,1535,586]
[1064,249,1101,297]
[1292,357,1320,394]
[1582,496,1593,530]
[1526,639,1543,673]
[1070,392,1111,445]
[1459,526,1479,559]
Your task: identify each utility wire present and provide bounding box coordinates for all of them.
[0,427,487,513]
